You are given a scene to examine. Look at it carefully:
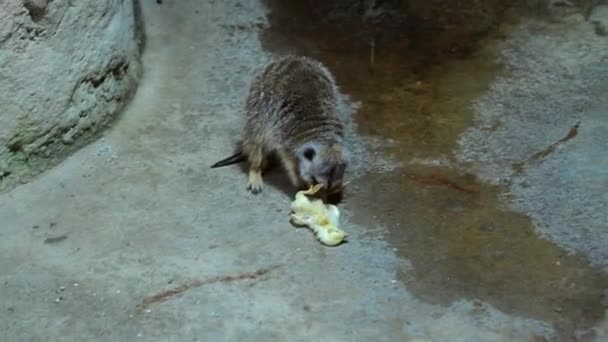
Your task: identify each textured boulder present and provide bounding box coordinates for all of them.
[0,0,142,189]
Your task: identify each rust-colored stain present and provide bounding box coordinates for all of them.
[404,171,478,195]
[348,170,608,337]
[136,265,280,311]
[260,0,511,158]
[513,121,581,172]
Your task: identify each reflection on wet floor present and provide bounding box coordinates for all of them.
[261,0,608,337]
[349,169,606,336]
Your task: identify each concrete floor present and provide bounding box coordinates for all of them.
[1,0,607,341]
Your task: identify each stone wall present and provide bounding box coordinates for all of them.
[0,0,142,190]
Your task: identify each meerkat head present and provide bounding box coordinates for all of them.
[296,141,349,194]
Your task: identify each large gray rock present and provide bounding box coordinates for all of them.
[0,0,142,190]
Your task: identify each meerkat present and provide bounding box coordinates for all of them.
[211,55,350,196]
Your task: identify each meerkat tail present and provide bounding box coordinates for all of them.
[210,151,247,168]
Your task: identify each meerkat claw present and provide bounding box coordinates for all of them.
[247,168,263,194]
[301,183,323,196]
[247,183,262,194]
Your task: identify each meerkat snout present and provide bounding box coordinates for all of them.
[296,142,349,194]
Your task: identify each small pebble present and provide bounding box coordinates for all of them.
[391,280,397,284]
[73,283,79,287]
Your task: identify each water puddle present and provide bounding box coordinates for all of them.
[260,0,607,336]
[348,168,607,336]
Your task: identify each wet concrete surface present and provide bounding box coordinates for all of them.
[1,1,606,341]
[261,0,608,337]
[350,169,606,336]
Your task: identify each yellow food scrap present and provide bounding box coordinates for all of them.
[290,184,348,246]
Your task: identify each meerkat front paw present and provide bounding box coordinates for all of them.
[247,169,263,194]
[247,182,262,194]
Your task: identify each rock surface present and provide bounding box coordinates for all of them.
[0,0,142,190]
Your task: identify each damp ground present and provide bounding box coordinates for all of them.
[1,0,607,341]
[262,0,608,338]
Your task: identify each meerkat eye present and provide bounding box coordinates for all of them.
[303,148,316,161]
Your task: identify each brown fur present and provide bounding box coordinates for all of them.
[217,55,350,195]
